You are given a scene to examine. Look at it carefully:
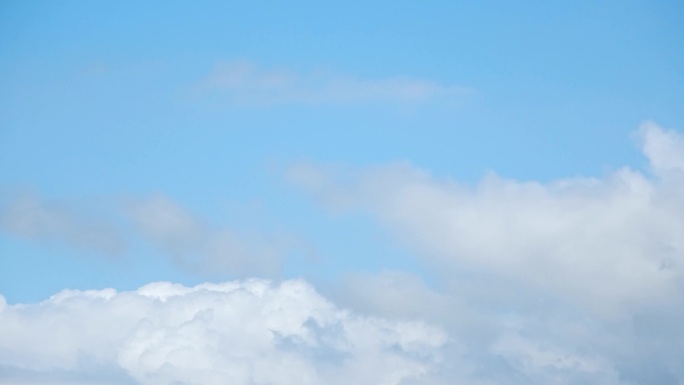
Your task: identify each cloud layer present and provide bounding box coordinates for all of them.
[0,280,446,385]
[194,60,468,105]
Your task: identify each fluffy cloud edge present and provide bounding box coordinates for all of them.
[287,122,684,316]
[0,278,447,385]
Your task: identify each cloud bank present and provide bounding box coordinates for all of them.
[2,122,683,384]
[289,122,684,315]
[194,60,468,105]
[0,280,446,385]
[288,122,684,384]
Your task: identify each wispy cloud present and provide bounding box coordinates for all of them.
[126,194,287,277]
[0,192,125,257]
[0,192,293,278]
[193,60,470,106]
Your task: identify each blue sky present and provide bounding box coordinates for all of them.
[1,2,684,384]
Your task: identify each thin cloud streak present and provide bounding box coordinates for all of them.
[0,192,126,257]
[193,60,471,106]
[126,194,288,278]
[0,192,293,278]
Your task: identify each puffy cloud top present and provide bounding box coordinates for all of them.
[639,121,684,176]
[0,280,446,385]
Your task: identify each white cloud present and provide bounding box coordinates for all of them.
[638,121,684,177]
[288,122,684,316]
[127,194,286,277]
[3,123,683,384]
[0,192,125,256]
[194,60,469,105]
[0,279,446,385]
[288,122,684,384]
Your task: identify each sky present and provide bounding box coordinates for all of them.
[0,1,683,384]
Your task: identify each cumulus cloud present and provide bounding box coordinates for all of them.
[288,122,684,384]
[126,194,288,278]
[638,121,684,177]
[288,122,684,315]
[194,60,469,105]
[0,279,446,385]
[0,192,125,256]
[3,123,683,384]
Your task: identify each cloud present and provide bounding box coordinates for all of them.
[288,122,684,384]
[288,122,684,316]
[193,60,469,106]
[3,123,683,384]
[0,192,125,256]
[638,121,684,177]
[126,194,287,277]
[0,279,446,385]
[325,270,451,322]
[1,191,292,278]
